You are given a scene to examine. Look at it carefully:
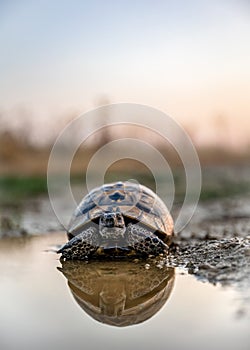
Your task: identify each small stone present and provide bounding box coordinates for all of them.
[244,248,250,256]
[156,263,163,269]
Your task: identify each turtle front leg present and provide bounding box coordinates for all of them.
[126,223,168,257]
[57,227,99,260]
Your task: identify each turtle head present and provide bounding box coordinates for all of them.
[99,212,126,240]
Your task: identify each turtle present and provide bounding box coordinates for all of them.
[57,181,174,259]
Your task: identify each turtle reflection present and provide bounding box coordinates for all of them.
[58,260,175,327]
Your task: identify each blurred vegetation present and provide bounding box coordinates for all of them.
[1,168,250,205]
[199,179,250,201]
[0,176,48,201]
[1,121,250,203]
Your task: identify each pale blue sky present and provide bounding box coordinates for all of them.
[0,0,250,147]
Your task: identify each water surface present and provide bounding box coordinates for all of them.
[0,233,249,350]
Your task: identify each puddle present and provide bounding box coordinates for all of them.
[58,259,175,327]
[0,233,249,350]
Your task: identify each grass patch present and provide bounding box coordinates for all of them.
[0,176,48,201]
[1,168,250,204]
[200,182,250,201]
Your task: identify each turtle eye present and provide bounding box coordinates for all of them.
[117,214,124,223]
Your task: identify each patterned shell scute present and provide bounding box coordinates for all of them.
[69,181,173,236]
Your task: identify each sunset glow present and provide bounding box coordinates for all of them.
[0,0,250,149]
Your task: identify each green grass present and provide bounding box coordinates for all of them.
[199,182,250,201]
[1,169,250,204]
[0,176,48,201]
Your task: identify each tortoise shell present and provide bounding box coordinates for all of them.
[68,181,174,243]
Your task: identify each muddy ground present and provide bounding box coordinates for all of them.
[162,197,250,317]
[169,197,250,279]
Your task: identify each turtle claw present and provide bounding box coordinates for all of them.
[127,224,168,257]
[57,227,99,260]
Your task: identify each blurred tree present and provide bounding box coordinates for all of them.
[213,114,230,149]
[94,95,112,148]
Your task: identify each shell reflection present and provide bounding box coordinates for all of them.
[58,260,175,327]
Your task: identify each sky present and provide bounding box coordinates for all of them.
[0,0,250,148]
